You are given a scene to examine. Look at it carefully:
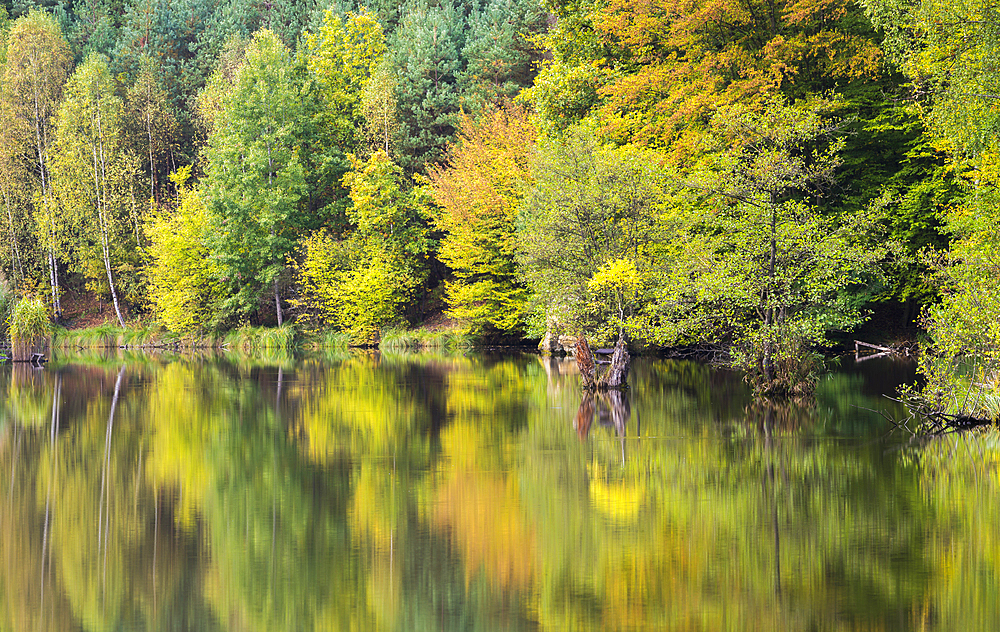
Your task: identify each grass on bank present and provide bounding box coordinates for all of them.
[9,296,51,358]
[378,326,474,352]
[223,325,296,351]
[53,322,167,348]
[49,317,476,354]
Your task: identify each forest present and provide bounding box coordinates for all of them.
[0,0,995,396]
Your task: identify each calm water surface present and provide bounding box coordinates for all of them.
[0,350,995,631]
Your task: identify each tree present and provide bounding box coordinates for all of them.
[0,77,31,287]
[50,52,138,327]
[359,58,399,156]
[125,54,179,204]
[860,0,1000,161]
[665,98,895,394]
[4,10,72,316]
[203,29,307,327]
[390,0,465,172]
[302,8,386,151]
[529,0,884,146]
[428,104,535,337]
[146,166,222,332]
[859,0,1000,409]
[296,151,431,341]
[458,0,547,113]
[300,9,386,227]
[518,125,671,341]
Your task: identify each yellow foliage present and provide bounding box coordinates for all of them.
[146,184,222,332]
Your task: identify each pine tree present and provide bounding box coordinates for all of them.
[390,0,465,173]
[458,0,547,112]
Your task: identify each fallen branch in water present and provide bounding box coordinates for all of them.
[885,389,995,436]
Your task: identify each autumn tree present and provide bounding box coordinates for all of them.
[146,166,222,332]
[359,58,399,156]
[530,0,885,146]
[50,52,138,327]
[4,10,72,316]
[300,9,386,226]
[0,77,31,287]
[296,151,431,341]
[428,104,535,337]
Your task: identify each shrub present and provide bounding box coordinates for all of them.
[9,296,51,359]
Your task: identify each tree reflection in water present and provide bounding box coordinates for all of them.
[0,352,991,631]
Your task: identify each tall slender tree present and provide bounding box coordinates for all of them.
[4,10,71,316]
[125,54,179,204]
[50,53,136,327]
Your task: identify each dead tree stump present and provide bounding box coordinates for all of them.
[575,336,598,389]
[575,333,630,390]
[599,334,630,388]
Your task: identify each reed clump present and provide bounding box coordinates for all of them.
[379,326,473,352]
[9,296,52,360]
[224,324,296,351]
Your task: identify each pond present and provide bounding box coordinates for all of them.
[0,350,996,631]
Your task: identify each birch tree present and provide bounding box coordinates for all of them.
[4,10,71,316]
[50,53,136,327]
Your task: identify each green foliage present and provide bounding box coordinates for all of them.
[662,98,899,394]
[0,282,14,339]
[861,0,1000,407]
[124,54,180,202]
[4,10,73,313]
[458,0,547,113]
[203,29,307,325]
[359,57,399,155]
[518,125,673,339]
[861,0,1000,161]
[390,0,465,172]
[298,8,387,225]
[50,322,166,348]
[302,9,386,150]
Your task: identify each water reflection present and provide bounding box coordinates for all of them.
[0,352,988,630]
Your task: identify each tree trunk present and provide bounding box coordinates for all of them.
[574,335,597,389]
[601,333,631,388]
[763,194,777,383]
[274,274,283,326]
[93,79,126,328]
